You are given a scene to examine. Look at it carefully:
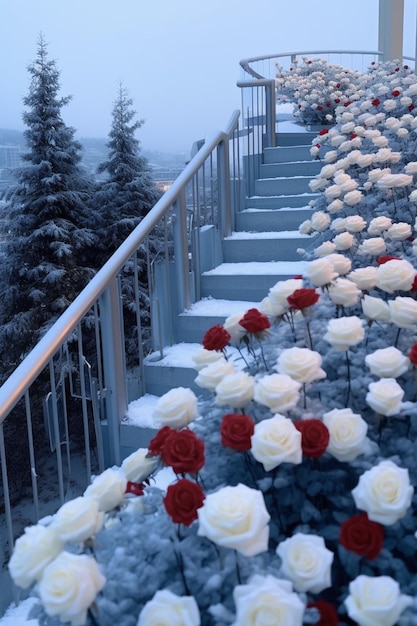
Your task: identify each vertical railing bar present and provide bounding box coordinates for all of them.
[60,371,72,478]
[77,323,92,482]
[93,301,105,408]
[24,389,39,523]
[163,212,173,349]
[173,192,191,312]
[49,359,65,503]
[134,247,145,396]
[0,422,15,576]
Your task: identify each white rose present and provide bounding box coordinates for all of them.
[322,408,368,462]
[389,296,417,328]
[83,468,127,512]
[327,199,344,214]
[345,215,366,233]
[195,359,236,391]
[361,295,391,322]
[276,533,333,594]
[367,216,392,235]
[191,348,224,371]
[344,189,363,206]
[328,278,361,307]
[324,150,338,163]
[326,253,352,275]
[333,231,355,251]
[366,378,404,416]
[347,267,378,290]
[311,211,331,232]
[197,483,270,556]
[324,316,364,351]
[345,575,413,626]
[358,237,386,256]
[299,219,313,235]
[330,217,347,233]
[365,347,410,378]
[152,387,198,429]
[259,296,286,317]
[215,371,254,409]
[352,460,413,525]
[269,278,303,308]
[50,497,104,543]
[223,311,247,344]
[377,173,412,188]
[121,447,159,483]
[314,241,336,257]
[8,525,64,589]
[377,258,416,293]
[276,346,326,383]
[251,414,302,471]
[306,258,338,287]
[137,590,200,626]
[254,373,301,413]
[386,222,412,241]
[232,574,304,626]
[38,552,105,626]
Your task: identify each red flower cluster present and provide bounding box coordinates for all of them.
[339,513,384,560]
[376,254,402,265]
[295,419,329,459]
[287,288,319,310]
[409,344,417,365]
[220,413,255,451]
[163,479,205,526]
[307,600,339,626]
[202,324,230,351]
[239,308,271,334]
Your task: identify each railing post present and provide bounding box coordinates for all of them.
[265,80,276,148]
[217,138,232,238]
[173,191,192,312]
[99,277,126,467]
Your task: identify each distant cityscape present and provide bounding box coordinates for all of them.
[0,128,189,194]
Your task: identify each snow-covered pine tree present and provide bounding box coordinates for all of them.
[93,84,162,364]
[0,36,98,380]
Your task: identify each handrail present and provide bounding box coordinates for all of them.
[239,49,385,79]
[0,110,241,425]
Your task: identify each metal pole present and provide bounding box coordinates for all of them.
[379,0,404,62]
[217,139,232,238]
[173,193,191,312]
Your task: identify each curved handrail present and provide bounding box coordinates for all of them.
[240,49,385,79]
[0,110,241,424]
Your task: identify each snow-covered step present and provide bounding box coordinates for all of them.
[275,130,318,146]
[260,160,321,178]
[245,193,318,210]
[222,230,310,262]
[236,207,314,231]
[201,260,309,300]
[263,144,314,163]
[255,175,313,196]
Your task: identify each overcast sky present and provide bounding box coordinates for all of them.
[1,0,417,153]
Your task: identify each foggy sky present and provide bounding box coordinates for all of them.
[1,0,416,153]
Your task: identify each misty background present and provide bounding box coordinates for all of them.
[1,0,417,153]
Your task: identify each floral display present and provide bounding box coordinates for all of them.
[9,58,417,626]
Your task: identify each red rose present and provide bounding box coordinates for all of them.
[317,105,323,111]
[376,255,402,265]
[392,89,401,97]
[287,288,319,310]
[408,344,417,365]
[334,98,340,104]
[336,83,341,88]
[343,101,351,107]
[315,143,321,149]
[163,479,205,526]
[295,419,329,459]
[239,308,271,334]
[411,276,417,292]
[339,513,384,560]
[202,324,230,351]
[409,104,415,112]
[372,98,381,106]
[326,102,331,107]
[125,481,145,496]
[307,600,339,626]
[148,426,176,456]
[220,413,255,451]
[350,133,357,140]
[404,65,410,70]
[319,128,329,136]
[161,429,205,474]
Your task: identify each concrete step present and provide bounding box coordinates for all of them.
[236,207,314,231]
[222,231,309,263]
[245,193,318,210]
[201,260,309,300]
[260,160,321,178]
[254,176,313,196]
[263,145,314,163]
[276,131,318,146]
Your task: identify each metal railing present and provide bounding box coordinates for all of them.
[0,110,241,609]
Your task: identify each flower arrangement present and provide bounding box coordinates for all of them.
[8,59,417,626]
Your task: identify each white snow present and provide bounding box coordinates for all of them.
[203,260,308,275]
[224,230,310,240]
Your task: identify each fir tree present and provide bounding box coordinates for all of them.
[94,84,162,363]
[0,36,97,378]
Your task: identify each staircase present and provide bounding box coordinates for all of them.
[119,126,322,457]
